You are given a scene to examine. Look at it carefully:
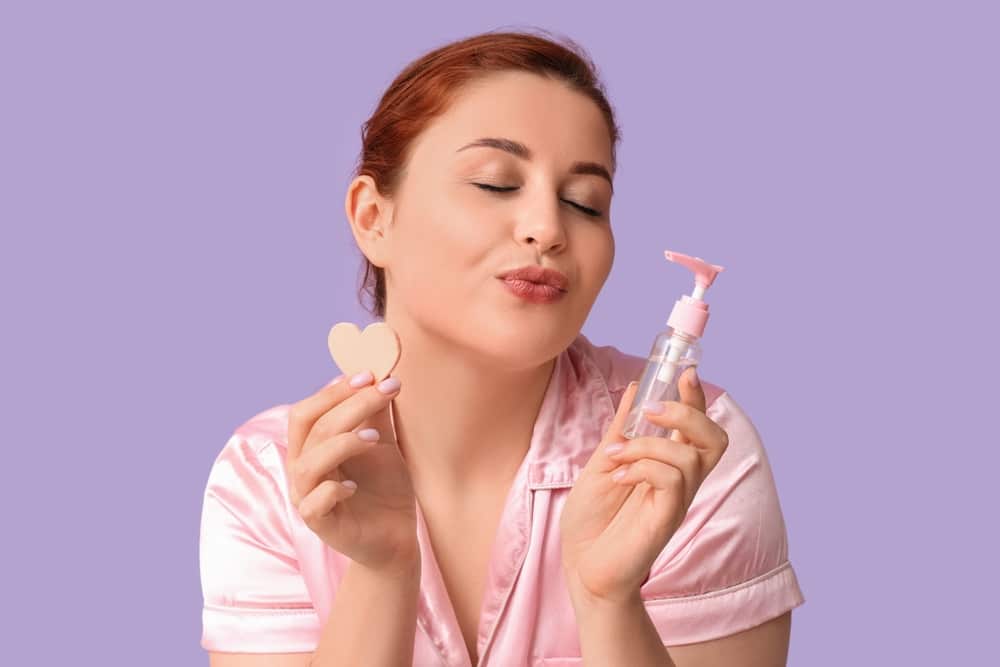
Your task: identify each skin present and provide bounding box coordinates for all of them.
[210,69,792,666]
[345,71,616,663]
[346,70,617,501]
[562,371,732,605]
[560,370,793,665]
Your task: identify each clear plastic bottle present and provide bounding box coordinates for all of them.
[622,250,725,440]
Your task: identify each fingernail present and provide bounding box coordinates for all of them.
[690,367,699,387]
[321,374,345,391]
[349,370,374,387]
[357,428,380,442]
[611,466,629,481]
[342,480,358,490]
[642,399,664,414]
[605,442,625,455]
[377,376,401,394]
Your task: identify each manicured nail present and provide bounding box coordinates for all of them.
[342,480,358,491]
[349,370,374,388]
[377,376,401,394]
[605,442,625,455]
[357,428,380,442]
[611,466,629,481]
[320,374,345,391]
[642,399,665,414]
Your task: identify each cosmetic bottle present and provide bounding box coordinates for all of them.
[622,250,725,440]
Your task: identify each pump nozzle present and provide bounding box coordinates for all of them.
[664,249,725,338]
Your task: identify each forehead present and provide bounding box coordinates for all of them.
[410,70,612,169]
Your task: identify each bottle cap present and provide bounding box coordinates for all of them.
[664,249,725,338]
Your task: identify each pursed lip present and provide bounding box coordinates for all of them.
[496,265,569,292]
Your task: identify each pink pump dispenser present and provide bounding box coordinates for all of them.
[622,250,726,440]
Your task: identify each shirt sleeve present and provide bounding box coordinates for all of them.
[199,431,321,653]
[638,389,806,645]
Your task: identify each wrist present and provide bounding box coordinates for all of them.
[358,546,421,583]
[572,585,643,617]
[563,564,641,610]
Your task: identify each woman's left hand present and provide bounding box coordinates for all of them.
[559,367,730,605]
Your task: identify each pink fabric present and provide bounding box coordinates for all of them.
[200,333,805,664]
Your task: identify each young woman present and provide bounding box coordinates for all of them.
[200,28,805,667]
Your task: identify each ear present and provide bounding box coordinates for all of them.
[344,174,395,268]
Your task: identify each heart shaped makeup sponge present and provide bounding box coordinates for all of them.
[327,321,401,381]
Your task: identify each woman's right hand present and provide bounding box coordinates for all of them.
[285,370,419,574]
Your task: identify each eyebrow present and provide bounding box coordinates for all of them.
[456,136,614,193]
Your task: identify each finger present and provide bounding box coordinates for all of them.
[288,371,367,460]
[591,381,640,474]
[309,377,400,451]
[641,399,723,453]
[296,478,357,524]
[290,429,380,505]
[610,458,691,508]
[605,380,640,446]
[606,436,703,507]
[359,378,399,452]
[321,374,346,390]
[679,366,706,414]
[667,367,705,444]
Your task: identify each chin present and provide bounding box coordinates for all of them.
[476,321,577,367]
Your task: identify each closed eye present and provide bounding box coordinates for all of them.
[473,183,603,218]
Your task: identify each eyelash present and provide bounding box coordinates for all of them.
[473,183,603,218]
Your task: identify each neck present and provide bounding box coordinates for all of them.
[384,317,557,502]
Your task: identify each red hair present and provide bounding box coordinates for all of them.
[351,27,622,318]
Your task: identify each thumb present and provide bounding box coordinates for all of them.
[670,366,705,444]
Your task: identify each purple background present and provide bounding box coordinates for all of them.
[3,1,995,664]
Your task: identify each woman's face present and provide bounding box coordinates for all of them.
[356,70,615,369]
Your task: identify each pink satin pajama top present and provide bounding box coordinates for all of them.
[199,332,805,664]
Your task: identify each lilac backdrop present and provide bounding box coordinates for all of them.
[2,1,995,665]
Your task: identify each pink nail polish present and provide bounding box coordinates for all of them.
[357,428,380,442]
[642,399,665,414]
[377,376,401,394]
[349,370,374,388]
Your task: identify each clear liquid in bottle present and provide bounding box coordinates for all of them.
[622,329,701,440]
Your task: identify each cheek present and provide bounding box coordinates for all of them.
[575,228,615,292]
[419,195,495,251]
[393,209,490,300]
[423,203,504,284]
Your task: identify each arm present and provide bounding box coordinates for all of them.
[665,611,791,667]
[207,558,422,667]
[572,590,676,666]
[572,590,792,667]
[310,558,422,667]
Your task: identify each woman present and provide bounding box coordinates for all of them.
[199,28,805,666]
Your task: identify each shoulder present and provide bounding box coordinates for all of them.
[205,403,295,479]
[229,403,295,455]
[203,403,297,508]
[570,333,774,503]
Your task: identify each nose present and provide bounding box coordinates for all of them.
[515,193,567,254]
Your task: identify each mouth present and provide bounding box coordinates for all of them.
[496,265,569,292]
[497,276,568,304]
